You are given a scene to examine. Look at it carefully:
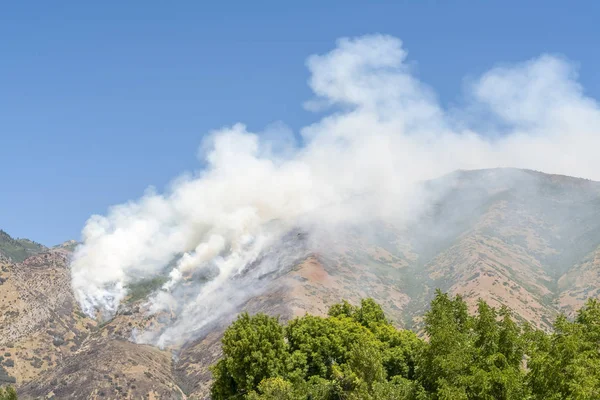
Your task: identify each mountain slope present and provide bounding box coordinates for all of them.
[174,169,600,398]
[3,168,600,399]
[0,247,187,399]
[0,230,46,263]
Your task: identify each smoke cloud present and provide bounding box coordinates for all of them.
[70,35,600,347]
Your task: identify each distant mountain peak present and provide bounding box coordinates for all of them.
[53,239,79,252]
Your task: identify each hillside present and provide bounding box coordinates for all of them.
[174,168,600,398]
[0,231,46,263]
[0,246,186,399]
[1,168,600,398]
[230,169,600,330]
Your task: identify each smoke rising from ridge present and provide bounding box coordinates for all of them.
[70,35,600,347]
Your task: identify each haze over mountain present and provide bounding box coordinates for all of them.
[2,168,600,398]
[2,34,600,399]
[69,35,600,349]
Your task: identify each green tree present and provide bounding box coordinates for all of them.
[528,299,600,399]
[346,340,386,389]
[210,291,600,400]
[418,290,475,396]
[497,306,524,369]
[211,313,289,399]
[372,375,429,400]
[418,292,527,399]
[372,323,422,380]
[0,386,17,400]
[246,377,302,400]
[468,303,527,400]
[285,313,372,380]
[474,300,499,358]
[327,300,358,320]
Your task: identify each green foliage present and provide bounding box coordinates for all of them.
[0,229,45,263]
[0,386,17,400]
[527,298,600,399]
[246,377,301,400]
[125,276,169,303]
[211,313,289,399]
[212,292,600,400]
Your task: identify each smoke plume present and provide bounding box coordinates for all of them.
[70,35,600,347]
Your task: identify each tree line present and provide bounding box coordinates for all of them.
[211,290,600,399]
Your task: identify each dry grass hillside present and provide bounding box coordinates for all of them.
[1,168,600,399]
[0,245,186,399]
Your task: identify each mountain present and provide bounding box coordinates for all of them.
[0,231,46,263]
[1,168,600,399]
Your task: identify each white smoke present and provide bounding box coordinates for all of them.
[70,34,600,346]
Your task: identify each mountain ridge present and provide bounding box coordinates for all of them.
[2,168,600,399]
[0,230,47,264]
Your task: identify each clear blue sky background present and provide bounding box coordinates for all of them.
[1,1,599,246]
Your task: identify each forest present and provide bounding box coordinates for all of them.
[211,290,600,400]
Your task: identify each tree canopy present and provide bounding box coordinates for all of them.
[0,386,17,400]
[211,292,600,399]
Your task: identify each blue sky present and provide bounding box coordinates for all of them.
[1,0,599,246]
